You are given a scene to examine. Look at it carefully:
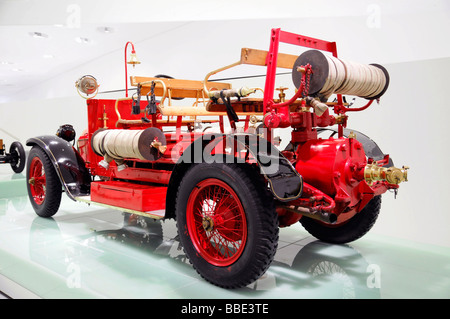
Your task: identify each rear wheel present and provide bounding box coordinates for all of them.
[300,195,381,244]
[175,162,278,288]
[26,147,62,217]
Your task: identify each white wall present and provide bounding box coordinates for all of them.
[350,57,450,248]
[1,0,449,247]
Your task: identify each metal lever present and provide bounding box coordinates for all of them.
[131,84,141,115]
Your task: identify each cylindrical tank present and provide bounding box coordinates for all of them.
[295,137,367,210]
[91,127,166,163]
[292,50,390,100]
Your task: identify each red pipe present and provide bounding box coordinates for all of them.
[264,64,311,129]
[124,41,137,98]
[343,99,374,112]
[302,182,336,213]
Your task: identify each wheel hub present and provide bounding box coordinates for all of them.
[202,216,214,232]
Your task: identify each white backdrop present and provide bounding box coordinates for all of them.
[1,0,449,247]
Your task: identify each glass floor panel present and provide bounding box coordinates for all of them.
[1,167,449,299]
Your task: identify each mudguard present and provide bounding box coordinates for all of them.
[26,135,91,200]
[317,128,394,167]
[175,133,303,202]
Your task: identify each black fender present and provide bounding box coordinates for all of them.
[26,135,91,200]
[317,128,394,167]
[165,133,303,218]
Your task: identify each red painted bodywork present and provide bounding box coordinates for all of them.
[91,181,167,213]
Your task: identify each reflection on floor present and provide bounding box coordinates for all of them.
[1,168,449,299]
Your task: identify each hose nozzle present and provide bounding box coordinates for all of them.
[364,163,409,185]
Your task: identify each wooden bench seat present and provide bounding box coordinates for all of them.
[129,47,300,118]
[130,76,231,99]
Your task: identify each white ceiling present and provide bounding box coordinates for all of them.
[0,0,449,103]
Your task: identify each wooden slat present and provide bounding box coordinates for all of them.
[240,48,298,69]
[130,76,231,99]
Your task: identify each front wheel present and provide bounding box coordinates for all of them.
[175,163,279,288]
[9,141,26,173]
[26,147,62,217]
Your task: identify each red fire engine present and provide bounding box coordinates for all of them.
[25,29,408,288]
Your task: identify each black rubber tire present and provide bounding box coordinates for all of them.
[26,147,62,217]
[9,141,26,173]
[300,195,382,244]
[175,162,279,289]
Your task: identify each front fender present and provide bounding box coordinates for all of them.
[175,133,303,202]
[26,135,91,200]
[317,128,394,167]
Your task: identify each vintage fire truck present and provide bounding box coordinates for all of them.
[25,29,408,288]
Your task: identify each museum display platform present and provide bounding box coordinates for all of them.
[0,165,449,299]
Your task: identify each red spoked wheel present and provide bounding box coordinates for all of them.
[28,156,46,205]
[26,147,62,217]
[176,162,278,289]
[186,178,247,267]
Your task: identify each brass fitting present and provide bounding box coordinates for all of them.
[151,140,167,154]
[364,163,409,185]
[306,97,328,117]
[249,115,260,125]
[348,131,357,139]
[335,114,347,125]
[296,66,306,73]
[208,86,256,100]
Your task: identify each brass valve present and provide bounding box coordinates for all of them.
[364,163,409,185]
[335,114,347,125]
[276,87,288,102]
[151,139,167,154]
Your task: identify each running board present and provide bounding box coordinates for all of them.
[75,180,167,219]
[75,195,166,220]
